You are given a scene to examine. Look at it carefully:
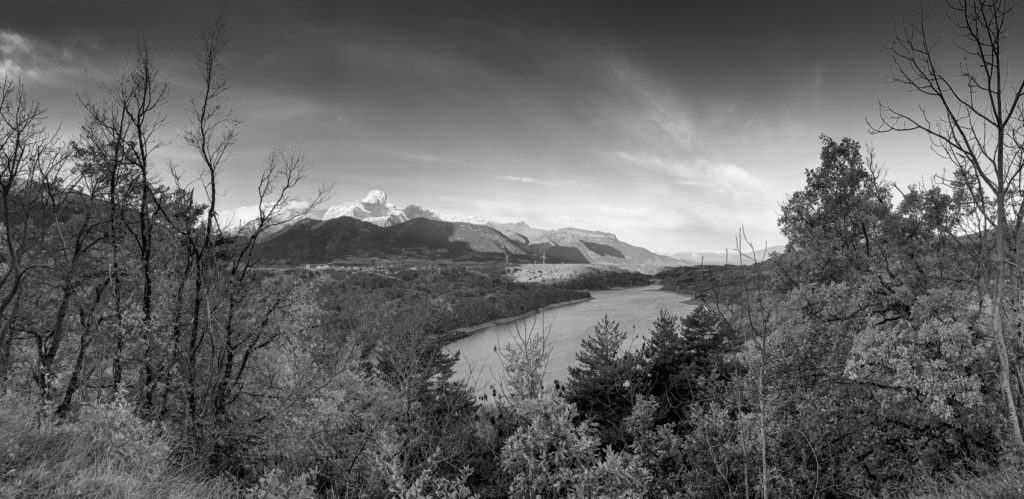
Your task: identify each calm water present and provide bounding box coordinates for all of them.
[445,285,694,395]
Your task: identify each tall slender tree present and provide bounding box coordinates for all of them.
[871,0,1024,451]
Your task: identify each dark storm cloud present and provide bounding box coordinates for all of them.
[0,1,953,251]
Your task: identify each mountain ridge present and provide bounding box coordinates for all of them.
[255,189,778,271]
[306,190,680,271]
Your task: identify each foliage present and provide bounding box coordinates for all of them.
[313,265,589,346]
[494,318,554,401]
[778,135,892,284]
[245,468,317,499]
[639,307,743,425]
[757,135,1001,496]
[499,393,647,498]
[556,267,651,290]
[374,443,477,499]
[563,315,643,450]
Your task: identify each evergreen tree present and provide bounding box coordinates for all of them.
[639,306,742,426]
[564,315,641,450]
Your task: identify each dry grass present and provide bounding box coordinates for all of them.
[0,394,236,499]
[910,466,1024,499]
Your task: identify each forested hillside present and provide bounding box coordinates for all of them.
[307,265,590,344]
[5,2,1024,498]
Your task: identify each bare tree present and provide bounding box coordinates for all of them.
[176,17,238,423]
[171,18,330,423]
[78,87,135,400]
[0,77,60,382]
[31,141,105,409]
[206,147,327,419]
[114,37,168,324]
[871,0,1024,450]
[729,227,772,499]
[90,37,170,407]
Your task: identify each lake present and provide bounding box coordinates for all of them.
[445,285,695,396]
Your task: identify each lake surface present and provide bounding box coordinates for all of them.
[445,285,694,396]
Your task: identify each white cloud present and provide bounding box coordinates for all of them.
[613,151,766,195]
[495,175,590,187]
[0,29,94,85]
[498,175,538,183]
[0,31,32,56]
[392,151,462,165]
[608,59,695,149]
[0,30,35,78]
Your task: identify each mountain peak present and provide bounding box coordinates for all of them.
[322,189,406,226]
[361,189,387,205]
[261,189,683,271]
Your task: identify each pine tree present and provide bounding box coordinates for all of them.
[564,315,640,449]
[638,306,742,426]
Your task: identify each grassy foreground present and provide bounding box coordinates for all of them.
[909,466,1024,499]
[0,394,236,499]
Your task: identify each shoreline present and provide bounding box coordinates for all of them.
[658,285,702,305]
[443,284,692,344]
[446,296,594,340]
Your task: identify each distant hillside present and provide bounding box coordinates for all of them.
[238,188,786,272]
[271,189,685,271]
[656,261,778,305]
[670,244,785,266]
[257,216,562,264]
[491,223,680,272]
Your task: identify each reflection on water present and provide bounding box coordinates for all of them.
[444,285,695,396]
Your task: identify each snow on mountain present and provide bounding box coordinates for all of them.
[440,212,491,225]
[321,190,410,227]
[283,189,685,271]
[320,190,495,228]
[361,189,387,205]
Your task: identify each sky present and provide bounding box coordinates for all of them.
[0,1,980,253]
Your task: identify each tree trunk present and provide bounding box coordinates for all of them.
[994,206,1024,450]
[758,371,769,498]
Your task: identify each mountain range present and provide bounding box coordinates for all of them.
[258,190,768,271]
[317,189,444,227]
[670,245,786,266]
[257,216,531,264]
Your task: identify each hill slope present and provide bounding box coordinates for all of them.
[491,223,680,272]
[257,216,541,264]
[259,189,687,271]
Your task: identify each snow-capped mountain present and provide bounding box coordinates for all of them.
[489,222,679,271]
[247,189,780,270]
[439,213,491,225]
[302,190,680,271]
[320,189,412,226]
[318,190,490,227]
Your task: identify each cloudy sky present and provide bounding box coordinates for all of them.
[0,1,974,253]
